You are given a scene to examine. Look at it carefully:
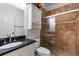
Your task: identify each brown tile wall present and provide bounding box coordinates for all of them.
[41,3,79,55]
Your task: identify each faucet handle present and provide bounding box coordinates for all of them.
[3,38,6,44]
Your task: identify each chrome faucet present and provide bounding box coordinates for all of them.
[3,38,6,44]
[7,34,12,43]
[9,35,12,42]
[6,32,16,43]
[1,37,7,44]
[11,33,16,42]
[14,37,16,42]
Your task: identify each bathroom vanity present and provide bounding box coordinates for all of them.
[0,37,36,56]
[3,41,36,56]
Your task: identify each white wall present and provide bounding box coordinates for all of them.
[9,3,25,10]
[0,3,24,38]
[0,15,14,38]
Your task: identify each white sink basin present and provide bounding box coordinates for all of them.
[0,42,23,49]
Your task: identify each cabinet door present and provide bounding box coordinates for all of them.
[18,43,34,56]
[3,49,21,56]
[3,43,36,56]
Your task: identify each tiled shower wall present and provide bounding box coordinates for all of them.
[41,3,79,55]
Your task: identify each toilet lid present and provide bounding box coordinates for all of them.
[37,47,50,54]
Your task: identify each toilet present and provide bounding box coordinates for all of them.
[27,29,51,56]
[36,47,51,56]
[34,39,51,56]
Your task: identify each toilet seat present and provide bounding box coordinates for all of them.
[36,47,50,55]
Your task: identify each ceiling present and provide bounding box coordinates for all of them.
[43,3,55,7]
[8,3,68,11]
[9,3,26,11]
[41,3,68,11]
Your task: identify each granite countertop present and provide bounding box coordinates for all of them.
[0,37,36,56]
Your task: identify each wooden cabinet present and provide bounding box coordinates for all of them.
[56,11,79,55]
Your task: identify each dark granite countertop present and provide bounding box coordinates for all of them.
[0,37,36,56]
